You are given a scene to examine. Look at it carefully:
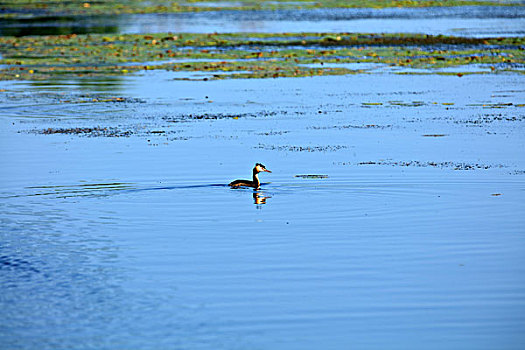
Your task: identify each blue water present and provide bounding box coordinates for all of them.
[1,6,524,37]
[1,72,525,349]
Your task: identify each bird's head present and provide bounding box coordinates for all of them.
[254,163,271,173]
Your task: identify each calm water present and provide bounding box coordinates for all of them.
[1,6,524,37]
[1,72,525,349]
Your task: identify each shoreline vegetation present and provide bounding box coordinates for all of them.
[1,32,523,81]
[1,0,522,19]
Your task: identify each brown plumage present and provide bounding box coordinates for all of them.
[229,163,271,189]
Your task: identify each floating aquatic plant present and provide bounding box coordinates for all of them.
[1,32,523,80]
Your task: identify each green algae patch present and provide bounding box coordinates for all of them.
[1,32,523,81]
[1,0,519,19]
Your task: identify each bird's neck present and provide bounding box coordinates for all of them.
[252,170,260,187]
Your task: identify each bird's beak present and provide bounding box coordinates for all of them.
[264,169,272,173]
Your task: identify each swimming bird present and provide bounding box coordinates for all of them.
[229,163,271,189]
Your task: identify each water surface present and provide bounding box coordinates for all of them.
[1,72,525,349]
[1,6,524,37]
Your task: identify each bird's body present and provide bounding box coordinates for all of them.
[229,163,271,189]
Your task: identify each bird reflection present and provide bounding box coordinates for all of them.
[253,190,271,208]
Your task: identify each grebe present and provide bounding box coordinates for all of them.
[229,163,271,189]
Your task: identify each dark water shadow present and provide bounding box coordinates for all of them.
[0,254,40,274]
[0,16,120,37]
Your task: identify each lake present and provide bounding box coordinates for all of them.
[1,5,525,350]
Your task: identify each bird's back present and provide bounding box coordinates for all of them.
[229,179,255,187]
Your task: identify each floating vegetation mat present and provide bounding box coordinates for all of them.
[295,174,329,178]
[338,160,507,170]
[0,32,523,80]
[58,96,145,104]
[162,111,278,123]
[36,127,133,137]
[1,0,518,19]
[310,124,393,130]
[258,144,347,152]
